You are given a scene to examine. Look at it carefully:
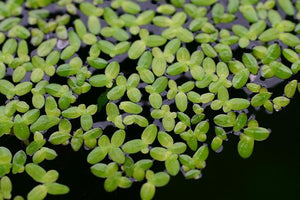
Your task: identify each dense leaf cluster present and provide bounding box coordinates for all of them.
[0,0,299,199]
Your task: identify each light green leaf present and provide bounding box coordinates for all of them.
[27,185,47,200]
[150,147,169,161]
[30,115,60,133]
[37,38,57,57]
[227,98,250,111]
[214,114,235,127]
[12,150,26,174]
[91,163,108,178]
[140,182,155,200]
[238,134,254,159]
[244,127,270,141]
[122,139,145,154]
[165,156,180,176]
[109,147,125,164]
[0,176,12,199]
[25,163,46,183]
[45,183,70,195]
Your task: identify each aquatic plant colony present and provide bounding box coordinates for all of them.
[0,0,299,199]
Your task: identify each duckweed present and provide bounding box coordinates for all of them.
[0,0,299,199]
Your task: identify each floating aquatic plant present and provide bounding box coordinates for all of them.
[0,0,299,199]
